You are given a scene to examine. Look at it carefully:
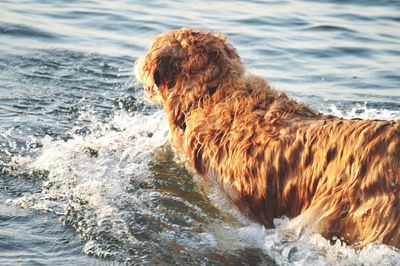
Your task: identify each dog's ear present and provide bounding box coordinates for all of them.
[147,42,183,90]
[153,53,179,89]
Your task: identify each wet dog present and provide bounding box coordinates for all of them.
[135,28,400,248]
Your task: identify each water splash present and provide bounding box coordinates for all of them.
[324,102,400,120]
[7,110,171,259]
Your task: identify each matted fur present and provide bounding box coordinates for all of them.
[135,29,400,249]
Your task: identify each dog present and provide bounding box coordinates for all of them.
[134,28,400,249]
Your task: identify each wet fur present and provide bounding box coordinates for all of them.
[135,29,400,248]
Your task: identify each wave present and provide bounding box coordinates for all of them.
[0,22,58,39]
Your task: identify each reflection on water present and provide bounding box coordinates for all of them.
[0,0,399,265]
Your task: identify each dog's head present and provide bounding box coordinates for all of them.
[135,29,244,104]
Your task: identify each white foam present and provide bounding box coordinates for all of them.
[323,102,400,120]
[206,217,400,266]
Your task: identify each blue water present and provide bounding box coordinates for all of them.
[1,0,399,265]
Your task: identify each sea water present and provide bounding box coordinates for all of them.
[0,0,399,265]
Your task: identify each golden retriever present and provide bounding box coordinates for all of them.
[134,28,400,249]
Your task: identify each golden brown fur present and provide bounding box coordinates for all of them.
[135,29,400,249]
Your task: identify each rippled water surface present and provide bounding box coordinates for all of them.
[1,0,399,265]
